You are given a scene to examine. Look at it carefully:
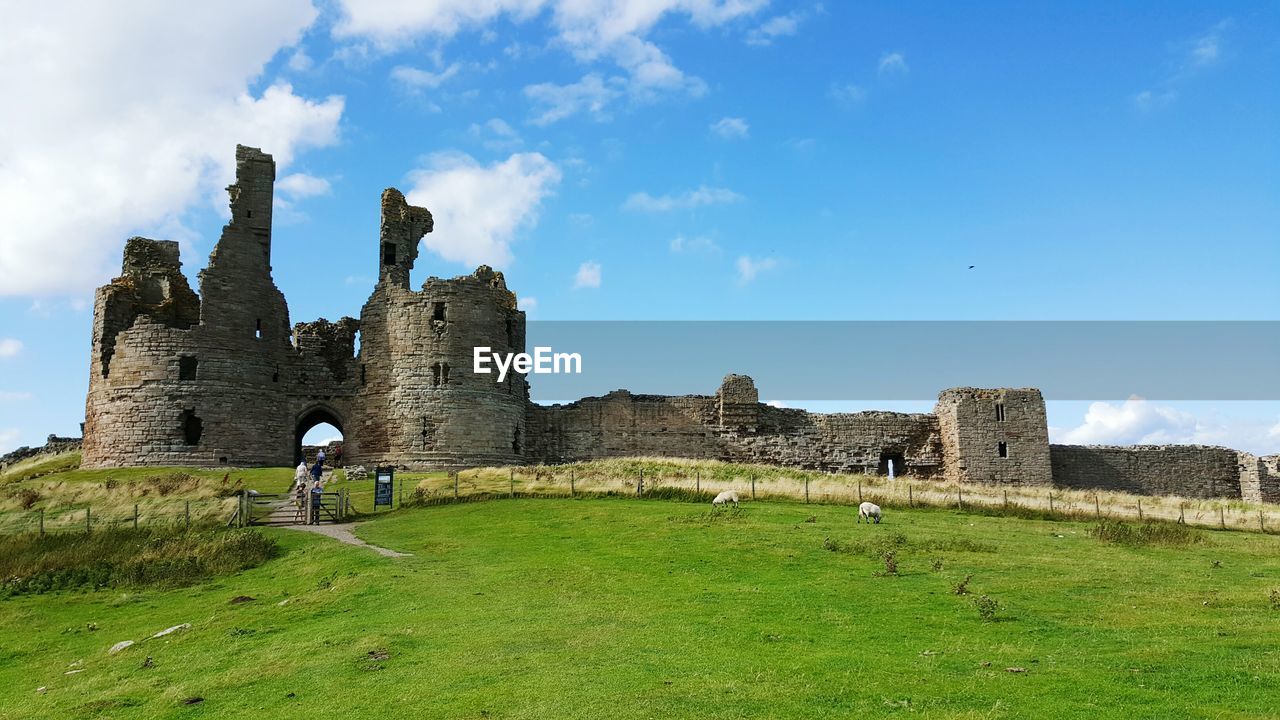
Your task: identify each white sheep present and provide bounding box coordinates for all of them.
[712,490,740,508]
[858,501,882,524]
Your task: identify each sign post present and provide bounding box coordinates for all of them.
[375,466,394,510]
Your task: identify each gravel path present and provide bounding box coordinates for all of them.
[280,522,411,558]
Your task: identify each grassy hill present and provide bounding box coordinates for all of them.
[2,493,1279,718]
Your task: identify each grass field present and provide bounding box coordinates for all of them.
[2,494,1279,719]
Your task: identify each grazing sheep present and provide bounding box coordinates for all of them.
[858,501,882,524]
[712,490,740,508]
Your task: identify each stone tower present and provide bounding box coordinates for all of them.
[349,190,529,468]
[935,387,1052,485]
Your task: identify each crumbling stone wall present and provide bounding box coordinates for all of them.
[935,388,1053,486]
[1049,445,1246,499]
[525,375,944,476]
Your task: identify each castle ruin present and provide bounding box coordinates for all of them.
[82,146,1279,503]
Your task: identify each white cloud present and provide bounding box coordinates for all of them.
[276,173,332,199]
[1132,19,1231,112]
[765,400,788,408]
[573,261,601,289]
[524,73,624,125]
[746,9,806,46]
[623,185,742,212]
[736,255,777,284]
[334,1,767,122]
[878,51,908,75]
[1133,89,1177,111]
[1054,397,1202,445]
[468,118,523,152]
[0,428,20,456]
[1188,20,1230,68]
[1051,397,1280,455]
[710,116,749,140]
[404,151,562,268]
[520,296,537,312]
[829,82,866,106]
[0,2,344,298]
[0,391,33,402]
[390,63,461,90]
[670,234,721,253]
[0,339,22,359]
[288,49,314,72]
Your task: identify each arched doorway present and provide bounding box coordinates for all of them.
[295,405,344,466]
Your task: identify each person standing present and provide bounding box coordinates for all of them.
[310,479,324,525]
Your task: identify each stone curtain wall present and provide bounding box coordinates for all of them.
[935,388,1053,486]
[1049,445,1247,499]
[526,376,945,476]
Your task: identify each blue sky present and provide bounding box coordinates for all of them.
[1,1,1278,453]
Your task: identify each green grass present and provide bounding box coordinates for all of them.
[0,527,278,596]
[2,496,1279,718]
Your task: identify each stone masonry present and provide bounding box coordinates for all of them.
[80,145,1279,503]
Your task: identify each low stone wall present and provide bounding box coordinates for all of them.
[0,435,83,469]
[1050,444,1246,499]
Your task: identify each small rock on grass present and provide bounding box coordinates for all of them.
[151,623,190,639]
[229,596,255,604]
[108,640,134,655]
[1006,667,1027,673]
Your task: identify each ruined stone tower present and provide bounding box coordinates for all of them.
[935,387,1053,485]
[83,145,529,470]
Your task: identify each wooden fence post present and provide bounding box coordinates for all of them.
[958,486,963,510]
[804,477,809,504]
[751,474,756,501]
[454,471,459,499]
[570,470,575,497]
[86,505,92,534]
[696,470,700,493]
[1094,495,1101,519]
[1137,498,1143,521]
[638,468,644,497]
[399,478,404,507]
[511,469,516,498]
[185,501,191,529]
[39,508,45,537]
[1178,504,1185,525]
[1049,493,1054,514]
[1260,510,1266,533]
[1003,490,1009,510]
[133,504,139,530]
[908,485,913,508]
[858,479,863,503]
[1219,506,1225,530]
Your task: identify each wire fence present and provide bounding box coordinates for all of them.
[0,497,236,536]
[408,466,1280,535]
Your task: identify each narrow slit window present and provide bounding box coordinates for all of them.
[995,403,1006,422]
[432,302,446,322]
[382,242,397,266]
[179,356,198,381]
[997,441,1009,458]
[430,363,441,386]
[512,426,522,454]
[441,363,450,385]
[361,364,367,385]
[255,318,262,339]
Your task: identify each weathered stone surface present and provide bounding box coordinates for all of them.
[1050,444,1249,500]
[79,144,1278,502]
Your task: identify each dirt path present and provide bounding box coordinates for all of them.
[280,522,412,558]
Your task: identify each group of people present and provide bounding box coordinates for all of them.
[292,449,327,524]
